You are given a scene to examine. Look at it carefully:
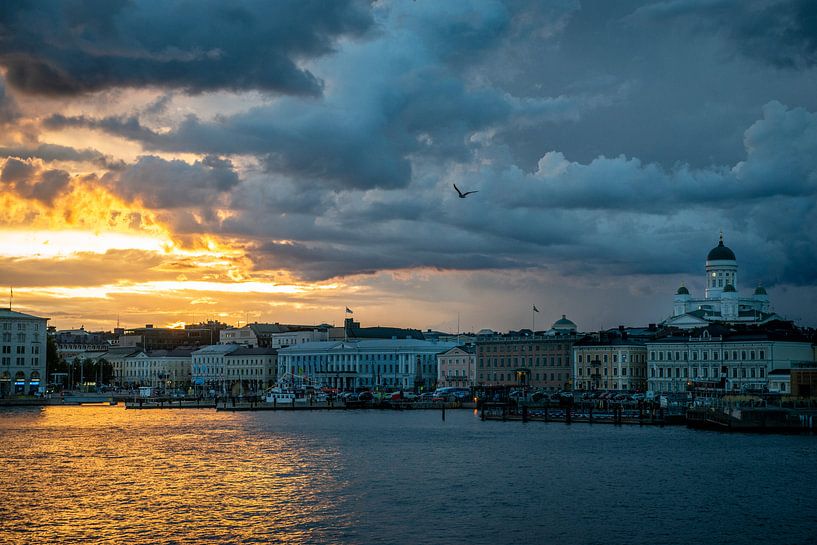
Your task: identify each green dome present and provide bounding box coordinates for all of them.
[676,286,690,295]
[754,286,767,295]
[552,314,577,330]
[723,283,736,293]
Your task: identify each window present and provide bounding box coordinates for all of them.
[759,350,765,359]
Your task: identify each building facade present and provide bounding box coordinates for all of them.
[277,339,456,391]
[646,327,814,394]
[121,348,193,391]
[476,316,579,390]
[223,347,277,395]
[0,309,48,396]
[572,338,648,391]
[191,345,276,395]
[220,323,329,348]
[437,345,476,388]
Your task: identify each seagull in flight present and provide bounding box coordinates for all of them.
[453,183,479,198]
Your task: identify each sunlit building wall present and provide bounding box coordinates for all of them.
[0,309,48,396]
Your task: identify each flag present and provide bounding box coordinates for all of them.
[345,307,353,314]
[533,305,539,313]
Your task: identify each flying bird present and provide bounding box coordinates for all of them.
[453,183,478,198]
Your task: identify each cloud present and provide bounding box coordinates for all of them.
[104,155,241,210]
[0,77,20,123]
[1,157,71,204]
[0,0,373,96]
[631,0,817,69]
[0,143,125,169]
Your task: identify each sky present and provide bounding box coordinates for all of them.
[1,0,817,332]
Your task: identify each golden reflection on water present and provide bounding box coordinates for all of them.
[0,406,350,544]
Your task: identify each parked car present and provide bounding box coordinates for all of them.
[357,391,374,402]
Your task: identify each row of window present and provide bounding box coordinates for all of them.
[576,353,645,364]
[479,372,566,382]
[2,322,44,331]
[0,357,40,366]
[479,344,567,353]
[479,356,564,368]
[650,366,766,379]
[650,349,766,362]
[577,366,645,377]
[1,333,40,343]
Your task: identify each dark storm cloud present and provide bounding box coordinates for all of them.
[0,143,125,170]
[633,0,817,69]
[105,155,240,209]
[1,158,71,204]
[0,0,373,96]
[17,0,817,294]
[1,157,35,182]
[0,78,20,123]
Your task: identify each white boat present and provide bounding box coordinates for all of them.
[264,388,295,404]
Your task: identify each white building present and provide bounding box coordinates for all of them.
[277,339,457,391]
[646,327,814,394]
[0,309,48,396]
[665,234,781,328]
[122,348,193,391]
[191,345,276,395]
[437,345,476,388]
[219,323,328,348]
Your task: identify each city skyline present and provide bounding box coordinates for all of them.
[2,1,817,331]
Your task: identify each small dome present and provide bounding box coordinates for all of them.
[477,328,495,336]
[754,286,767,295]
[723,283,736,293]
[676,285,690,295]
[552,314,577,330]
[707,234,736,261]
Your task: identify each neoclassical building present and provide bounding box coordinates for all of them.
[665,234,781,329]
[1,309,48,396]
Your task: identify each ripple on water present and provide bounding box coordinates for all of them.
[1,406,816,545]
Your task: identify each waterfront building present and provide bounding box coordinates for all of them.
[219,323,329,348]
[223,347,276,395]
[52,327,112,361]
[0,309,48,396]
[191,345,239,394]
[121,348,193,391]
[665,234,782,328]
[572,334,648,391]
[277,338,456,391]
[645,324,814,394]
[105,347,142,387]
[191,345,276,395]
[476,316,579,390]
[437,345,476,388]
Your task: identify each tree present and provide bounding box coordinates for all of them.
[45,336,67,381]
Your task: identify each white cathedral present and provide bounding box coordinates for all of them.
[664,234,781,329]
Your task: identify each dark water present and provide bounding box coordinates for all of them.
[1,406,816,545]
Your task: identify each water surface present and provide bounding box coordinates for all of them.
[1,406,815,544]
